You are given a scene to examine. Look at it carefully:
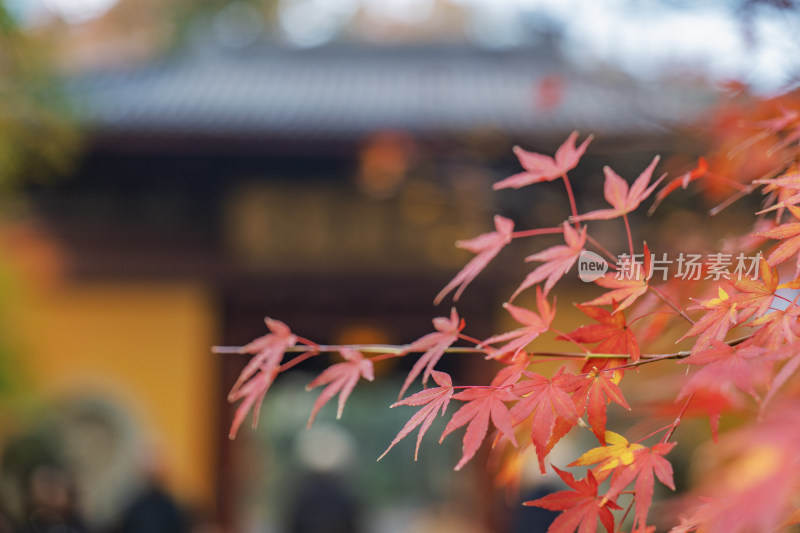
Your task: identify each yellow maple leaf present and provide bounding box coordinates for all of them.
[569,431,644,471]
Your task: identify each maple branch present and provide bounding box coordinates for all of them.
[213,345,487,356]
[218,332,755,367]
[649,285,696,325]
[528,350,684,361]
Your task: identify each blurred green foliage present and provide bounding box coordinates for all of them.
[0,1,80,194]
[0,1,79,404]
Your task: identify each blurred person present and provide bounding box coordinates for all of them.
[285,423,362,533]
[110,483,185,533]
[104,447,186,533]
[1,430,90,533]
[22,462,89,533]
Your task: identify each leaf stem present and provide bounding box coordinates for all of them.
[619,495,636,526]
[662,393,693,443]
[585,233,619,266]
[708,186,754,216]
[279,351,319,372]
[458,333,486,346]
[623,213,634,259]
[550,328,593,354]
[512,227,564,239]
[649,285,695,325]
[633,423,676,444]
[561,172,581,230]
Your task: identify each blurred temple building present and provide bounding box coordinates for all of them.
[16,36,715,532]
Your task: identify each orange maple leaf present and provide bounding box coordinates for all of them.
[581,245,652,313]
[754,203,800,267]
[730,257,780,321]
[679,287,738,354]
[559,304,641,362]
[524,467,620,533]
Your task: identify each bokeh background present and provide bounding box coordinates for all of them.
[0,1,798,532]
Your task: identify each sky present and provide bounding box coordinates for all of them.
[19,0,800,92]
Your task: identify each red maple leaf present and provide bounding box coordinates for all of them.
[573,436,676,532]
[510,222,586,301]
[678,340,765,402]
[306,348,375,428]
[482,287,555,361]
[649,157,708,214]
[607,443,676,531]
[398,307,463,399]
[493,131,593,190]
[524,467,620,533]
[559,304,640,362]
[569,368,631,443]
[379,370,453,461]
[440,371,519,471]
[435,215,514,305]
[677,340,767,440]
[510,367,577,472]
[228,318,297,439]
[572,156,664,221]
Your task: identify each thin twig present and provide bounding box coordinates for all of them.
[512,227,564,239]
[585,233,619,265]
[561,172,581,231]
[619,496,636,527]
[662,393,694,443]
[623,213,635,259]
[650,285,695,325]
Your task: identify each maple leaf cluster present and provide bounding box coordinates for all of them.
[223,92,800,533]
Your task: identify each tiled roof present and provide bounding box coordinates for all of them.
[67,43,715,140]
